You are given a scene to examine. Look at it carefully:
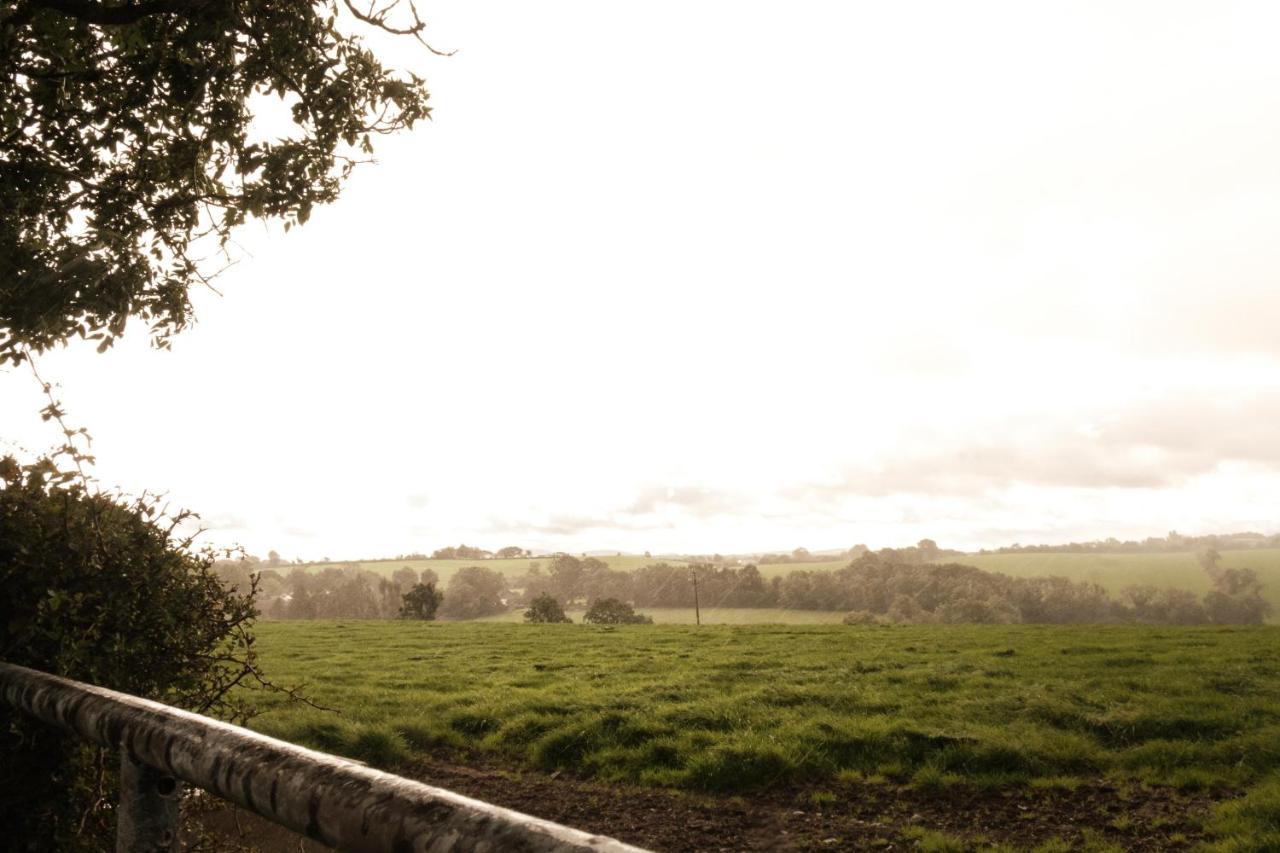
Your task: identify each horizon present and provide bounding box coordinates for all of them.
[243,528,1280,566]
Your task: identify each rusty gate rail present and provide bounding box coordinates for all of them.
[0,661,648,853]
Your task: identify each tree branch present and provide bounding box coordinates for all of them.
[27,0,203,26]
[342,0,455,55]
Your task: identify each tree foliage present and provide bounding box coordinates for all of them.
[824,554,1271,625]
[398,580,442,620]
[0,455,261,849]
[0,0,433,360]
[523,592,571,624]
[438,565,507,619]
[431,543,491,560]
[582,597,652,625]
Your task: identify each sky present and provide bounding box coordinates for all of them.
[4,1,1280,560]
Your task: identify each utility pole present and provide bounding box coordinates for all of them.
[691,569,701,627]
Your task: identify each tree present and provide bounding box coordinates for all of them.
[496,545,527,559]
[0,0,434,361]
[391,565,419,591]
[547,553,585,602]
[326,573,379,618]
[1,4,434,846]
[524,593,571,624]
[582,598,652,625]
[439,566,507,619]
[0,456,259,849]
[1203,568,1271,624]
[1198,547,1223,580]
[398,582,443,620]
[431,544,491,560]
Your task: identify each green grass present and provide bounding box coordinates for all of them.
[245,621,1280,845]
[944,550,1280,618]
[246,621,1280,842]
[1203,774,1280,851]
[756,559,849,578]
[477,607,845,625]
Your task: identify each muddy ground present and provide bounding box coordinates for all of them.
[190,754,1226,851]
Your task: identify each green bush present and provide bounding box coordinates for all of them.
[524,593,572,623]
[583,598,653,625]
[0,457,259,851]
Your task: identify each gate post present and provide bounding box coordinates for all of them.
[117,746,182,852]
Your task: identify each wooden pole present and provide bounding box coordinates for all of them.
[691,570,700,627]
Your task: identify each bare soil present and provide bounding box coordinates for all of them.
[190,754,1227,852]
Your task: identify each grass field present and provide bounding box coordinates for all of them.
[756,559,849,578]
[946,551,1280,618]
[245,621,1280,850]
[476,607,846,624]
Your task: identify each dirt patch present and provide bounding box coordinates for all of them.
[191,756,1227,851]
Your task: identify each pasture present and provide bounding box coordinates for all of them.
[244,621,1280,850]
[948,550,1280,618]
[757,559,849,578]
[476,607,845,625]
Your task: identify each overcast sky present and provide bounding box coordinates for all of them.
[4,1,1280,559]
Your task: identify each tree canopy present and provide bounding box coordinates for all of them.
[523,592,571,624]
[0,0,433,361]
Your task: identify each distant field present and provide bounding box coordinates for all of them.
[288,550,1280,622]
[477,607,845,625]
[756,559,848,578]
[945,550,1280,618]
[247,621,1280,849]
[296,555,681,587]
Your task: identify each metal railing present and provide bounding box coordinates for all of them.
[0,661,648,852]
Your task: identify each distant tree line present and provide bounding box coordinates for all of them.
[756,540,963,565]
[986,530,1280,555]
[832,551,1271,625]
[427,544,532,560]
[210,562,512,622]
[214,548,1272,625]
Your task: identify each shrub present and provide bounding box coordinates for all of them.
[583,598,653,625]
[399,582,443,620]
[0,457,259,850]
[524,593,572,623]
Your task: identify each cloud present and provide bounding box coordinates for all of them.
[622,485,743,517]
[478,484,747,538]
[788,391,1280,501]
